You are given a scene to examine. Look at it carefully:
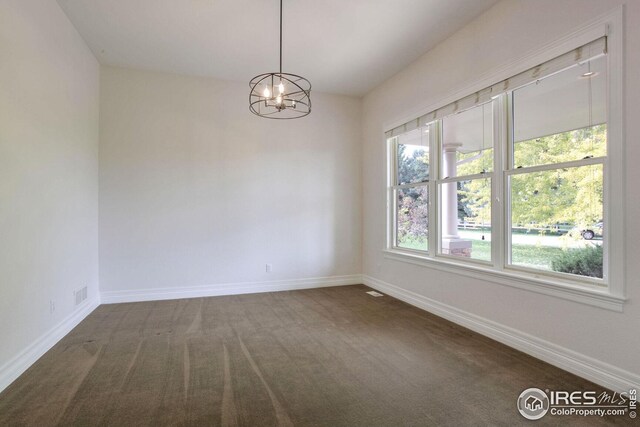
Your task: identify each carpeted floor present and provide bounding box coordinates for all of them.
[0,285,633,426]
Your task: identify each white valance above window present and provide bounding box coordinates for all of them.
[386,36,607,138]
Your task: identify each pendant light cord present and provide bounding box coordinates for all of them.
[248,0,311,119]
[279,0,283,76]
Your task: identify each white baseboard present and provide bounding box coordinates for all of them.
[100,274,363,304]
[0,297,100,394]
[362,274,639,394]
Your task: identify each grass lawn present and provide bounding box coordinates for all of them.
[471,240,565,270]
[397,237,428,252]
[398,236,565,270]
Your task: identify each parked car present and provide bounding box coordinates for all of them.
[581,222,603,240]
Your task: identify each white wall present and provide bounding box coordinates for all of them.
[99,67,361,296]
[0,0,100,381]
[362,0,639,385]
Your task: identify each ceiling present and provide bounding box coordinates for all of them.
[57,0,498,96]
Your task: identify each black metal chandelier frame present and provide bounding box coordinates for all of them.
[249,0,311,119]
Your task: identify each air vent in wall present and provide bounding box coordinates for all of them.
[75,286,88,305]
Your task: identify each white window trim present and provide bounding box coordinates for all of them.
[383,7,625,312]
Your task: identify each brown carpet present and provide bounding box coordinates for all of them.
[0,285,633,426]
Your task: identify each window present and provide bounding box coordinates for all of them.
[390,125,432,252]
[385,33,622,302]
[508,55,607,278]
[439,102,493,262]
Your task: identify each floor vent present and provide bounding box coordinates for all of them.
[366,291,384,297]
[75,286,88,305]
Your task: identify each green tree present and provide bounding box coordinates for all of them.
[454,124,605,230]
[510,124,605,230]
[397,144,429,185]
[396,143,430,246]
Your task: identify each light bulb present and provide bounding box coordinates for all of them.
[278,82,285,94]
[276,95,282,104]
[263,86,271,98]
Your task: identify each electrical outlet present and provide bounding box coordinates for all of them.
[265,264,272,273]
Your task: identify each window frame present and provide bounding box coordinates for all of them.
[388,122,435,256]
[505,161,606,286]
[383,11,625,312]
[436,100,496,265]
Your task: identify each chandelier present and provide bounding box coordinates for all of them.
[249,0,311,119]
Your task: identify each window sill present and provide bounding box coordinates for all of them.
[382,249,626,312]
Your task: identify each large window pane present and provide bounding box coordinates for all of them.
[397,128,429,185]
[439,178,491,261]
[510,164,603,278]
[396,186,428,251]
[441,103,493,178]
[513,56,607,167]
[514,125,606,169]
